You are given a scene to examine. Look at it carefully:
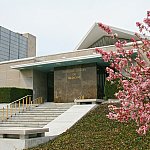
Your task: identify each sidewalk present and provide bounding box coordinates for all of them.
[44,104,97,137]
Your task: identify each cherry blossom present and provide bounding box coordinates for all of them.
[96,11,150,135]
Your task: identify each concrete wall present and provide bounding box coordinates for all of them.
[23,33,36,57]
[54,64,97,103]
[0,136,53,150]
[0,59,34,89]
[33,70,47,101]
[0,59,48,101]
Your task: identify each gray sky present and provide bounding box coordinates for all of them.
[0,0,150,56]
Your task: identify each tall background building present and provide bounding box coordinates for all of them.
[0,26,36,62]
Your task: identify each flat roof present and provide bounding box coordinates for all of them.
[10,22,142,72]
[0,57,35,65]
[11,54,107,72]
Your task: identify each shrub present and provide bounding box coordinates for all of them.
[104,79,120,100]
[0,87,33,103]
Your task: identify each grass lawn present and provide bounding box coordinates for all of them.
[28,103,150,150]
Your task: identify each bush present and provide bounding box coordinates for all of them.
[0,87,33,103]
[104,79,120,100]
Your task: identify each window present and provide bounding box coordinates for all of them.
[0,31,9,38]
[0,36,10,42]
[0,27,10,34]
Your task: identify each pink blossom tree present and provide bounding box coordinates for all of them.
[96,11,150,135]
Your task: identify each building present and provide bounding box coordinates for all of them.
[0,26,36,62]
[0,23,138,103]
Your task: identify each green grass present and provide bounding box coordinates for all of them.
[28,103,150,150]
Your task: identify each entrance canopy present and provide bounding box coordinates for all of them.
[11,54,107,72]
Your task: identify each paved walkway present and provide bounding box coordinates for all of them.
[44,104,96,137]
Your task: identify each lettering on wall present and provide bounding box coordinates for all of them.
[67,68,86,80]
[67,72,80,80]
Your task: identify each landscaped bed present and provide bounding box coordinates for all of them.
[28,103,150,150]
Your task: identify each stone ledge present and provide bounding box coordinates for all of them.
[74,99,104,105]
[102,99,120,104]
[0,127,49,139]
[0,135,54,150]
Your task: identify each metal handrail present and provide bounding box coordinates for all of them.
[32,97,44,105]
[75,95,84,100]
[0,95,44,122]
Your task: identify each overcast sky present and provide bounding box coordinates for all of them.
[0,0,150,56]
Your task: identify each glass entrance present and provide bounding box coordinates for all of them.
[97,66,107,99]
[47,72,54,102]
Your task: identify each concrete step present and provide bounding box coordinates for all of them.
[9,116,56,120]
[19,112,64,114]
[28,107,69,109]
[11,114,58,118]
[3,118,54,121]
[0,110,29,113]
[0,122,48,127]
[0,109,67,115]
[0,102,74,128]
[26,109,66,113]
[5,117,55,121]
[40,102,73,105]
[0,124,42,128]
[1,120,50,124]
[4,119,54,123]
[0,114,61,119]
[0,107,69,110]
[13,113,62,116]
[26,109,68,112]
[0,109,68,118]
[34,105,72,107]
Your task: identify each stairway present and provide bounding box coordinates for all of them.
[0,102,73,128]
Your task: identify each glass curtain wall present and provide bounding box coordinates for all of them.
[0,26,28,62]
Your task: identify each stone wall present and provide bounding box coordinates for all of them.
[33,70,47,101]
[54,64,97,102]
[0,59,34,89]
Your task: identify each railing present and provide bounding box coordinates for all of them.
[75,95,84,100]
[32,97,44,105]
[0,95,44,122]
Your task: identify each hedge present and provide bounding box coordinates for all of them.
[0,87,33,103]
[104,79,120,100]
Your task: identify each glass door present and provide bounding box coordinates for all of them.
[97,66,107,99]
[47,72,54,102]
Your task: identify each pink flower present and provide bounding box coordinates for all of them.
[136,22,141,27]
[131,38,136,42]
[98,22,112,34]
[147,11,150,17]
[137,125,149,135]
[146,51,150,59]
[96,11,150,135]
[144,18,150,26]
